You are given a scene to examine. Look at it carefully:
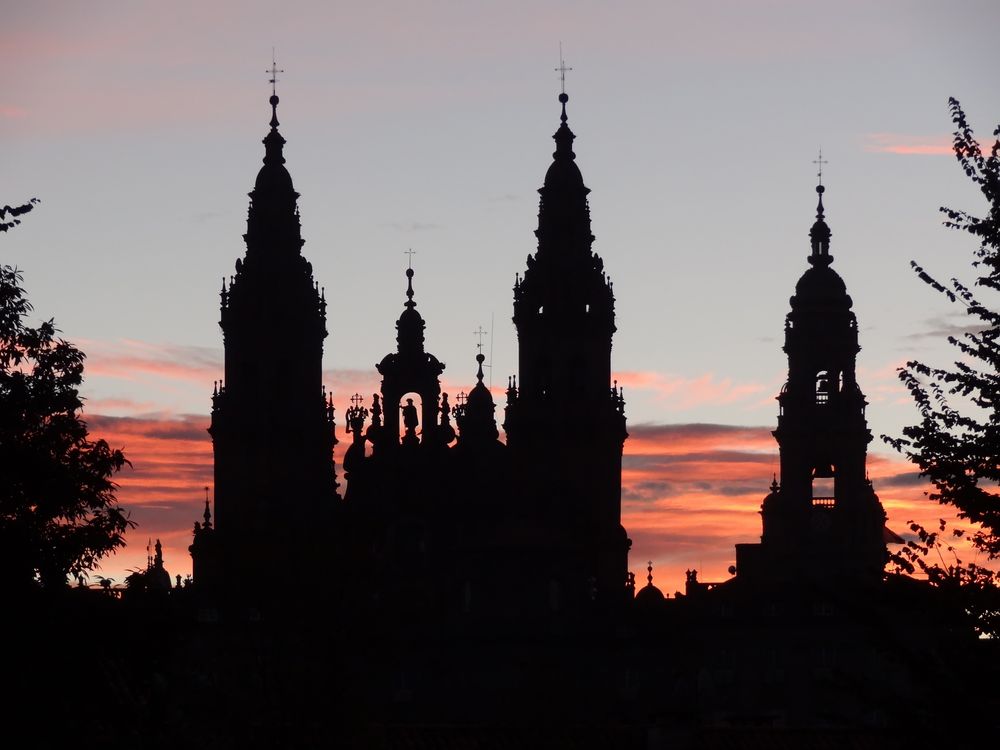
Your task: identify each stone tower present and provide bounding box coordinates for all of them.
[200,91,338,595]
[505,92,630,606]
[737,181,888,583]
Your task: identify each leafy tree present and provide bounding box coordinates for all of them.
[1,202,133,590]
[887,99,1000,558]
[888,518,1000,637]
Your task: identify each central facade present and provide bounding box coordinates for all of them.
[191,89,632,615]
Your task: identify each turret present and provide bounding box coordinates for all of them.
[738,176,888,584]
[374,266,446,450]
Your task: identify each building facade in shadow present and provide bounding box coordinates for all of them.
[81,86,991,748]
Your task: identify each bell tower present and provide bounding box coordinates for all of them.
[505,90,629,605]
[202,87,338,594]
[738,178,888,583]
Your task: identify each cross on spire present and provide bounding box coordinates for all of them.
[267,49,284,96]
[555,43,572,95]
[813,148,828,186]
[404,248,416,269]
[473,325,488,354]
[350,393,364,409]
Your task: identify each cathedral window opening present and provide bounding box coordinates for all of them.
[400,393,422,444]
[815,371,832,404]
[812,474,835,506]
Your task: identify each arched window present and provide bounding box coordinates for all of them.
[815,371,831,404]
[399,392,422,444]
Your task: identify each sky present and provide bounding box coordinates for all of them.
[4,1,999,592]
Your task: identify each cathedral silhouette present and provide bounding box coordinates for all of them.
[190,84,895,609]
[190,86,637,617]
[20,85,993,749]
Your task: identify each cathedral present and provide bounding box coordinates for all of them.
[190,86,633,618]
[152,85,991,746]
[190,83,891,611]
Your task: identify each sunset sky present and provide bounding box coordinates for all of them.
[4,1,999,591]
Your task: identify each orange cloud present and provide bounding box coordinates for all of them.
[621,422,984,595]
[84,408,983,601]
[83,412,213,583]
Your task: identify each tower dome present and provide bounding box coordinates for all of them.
[635,562,664,605]
[254,94,296,197]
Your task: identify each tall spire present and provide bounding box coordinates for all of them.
[247,56,298,240]
[259,54,289,181]
[808,152,832,266]
[262,94,286,169]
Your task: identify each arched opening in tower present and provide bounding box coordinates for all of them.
[812,466,836,507]
[815,370,832,404]
[399,392,422,445]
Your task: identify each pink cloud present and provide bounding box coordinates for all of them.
[615,370,769,410]
[84,397,160,413]
[864,133,953,156]
[81,411,213,583]
[0,105,27,119]
[622,422,991,594]
[82,405,988,600]
[80,339,221,384]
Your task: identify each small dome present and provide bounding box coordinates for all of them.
[395,268,426,353]
[254,162,295,195]
[253,99,295,196]
[635,581,665,604]
[791,265,851,307]
[542,93,586,192]
[761,476,781,510]
[456,353,499,444]
[762,490,781,512]
[635,562,665,607]
[466,379,493,410]
[543,157,585,191]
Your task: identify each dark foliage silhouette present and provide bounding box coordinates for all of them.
[888,518,1000,637]
[0,197,39,232]
[886,99,1000,557]
[0,206,132,590]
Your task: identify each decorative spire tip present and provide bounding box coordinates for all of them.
[404,266,415,307]
[266,51,284,128]
[555,43,572,122]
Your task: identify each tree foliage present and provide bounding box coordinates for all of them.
[887,99,1000,557]
[1,198,40,233]
[0,205,133,590]
[888,518,1000,637]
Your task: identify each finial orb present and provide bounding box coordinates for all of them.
[558,92,568,104]
[406,268,414,278]
[816,184,825,194]
[270,94,279,106]
[476,353,485,364]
